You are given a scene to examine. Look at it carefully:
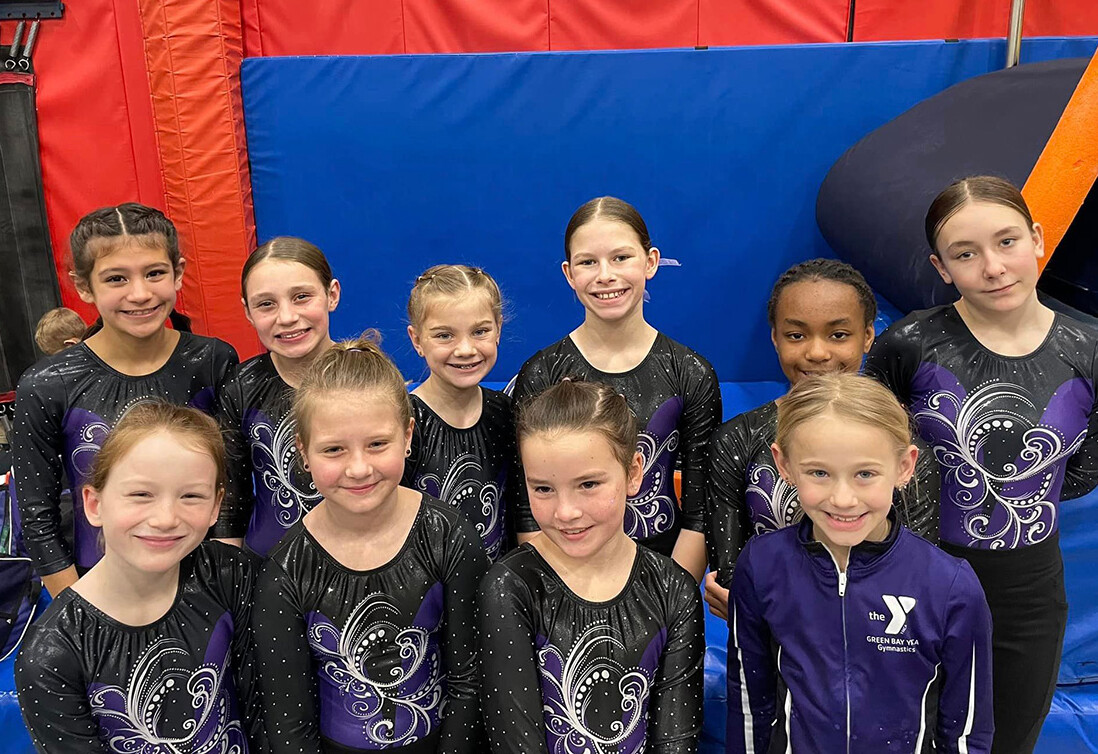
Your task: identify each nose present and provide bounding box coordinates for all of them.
[983,250,1007,278]
[805,336,831,363]
[345,449,372,479]
[828,478,860,510]
[128,276,152,302]
[453,334,477,357]
[596,258,615,282]
[554,492,584,524]
[147,498,182,529]
[276,300,297,325]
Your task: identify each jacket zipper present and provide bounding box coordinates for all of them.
[825,548,851,754]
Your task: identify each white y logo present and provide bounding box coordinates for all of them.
[882,595,916,635]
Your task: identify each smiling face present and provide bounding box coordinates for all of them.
[299,393,413,517]
[76,239,183,340]
[930,200,1044,315]
[562,218,659,324]
[520,429,642,562]
[770,279,875,385]
[407,292,500,390]
[772,413,916,553]
[244,259,340,362]
[84,430,221,574]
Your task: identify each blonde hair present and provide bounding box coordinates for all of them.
[516,379,638,472]
[87,402,226,492]
[775,373,912,457]
[407,264,503,330]
[34,307,86,355]
[293,331,410,448]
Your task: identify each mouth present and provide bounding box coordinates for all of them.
[343,481,379,496]
[121,304,162,319]
[592,289,627,301]
[136,535,185,549]
[985,283,1016,295]
[275,328,311,342]
[823,511,868,530]
[557,526,592,541]
[447,360,483,372]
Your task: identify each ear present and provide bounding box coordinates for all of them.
[644,246,661,280]
[84,485,105,528]
[862,324,876,355]
[1031,222,1046,260]
[295,435,309,469]
[407,325,423,356]
[63,337,81,348]
[770,327,780,353]
[404,417,415,454]
[896,444,919,489]
[209,488,224,527]
[72,271,96,305]
[770,442,794,486]
[327,278,341,311]
[928,253,953,285]
[626,451,644,497]
[241,297,256,328]
[173,257,187,291]
[561,259,577,291]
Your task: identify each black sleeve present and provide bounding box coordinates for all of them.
[895,436,940,543]
[438,517,490,751]
[508,357,553,534]
[677,352,723,533]
[251,558,322,753]
[216,545,269,753]
[649,570,704,753]
[211,340,241,391]
[864,319,922,407]
[15,623,107,752]
[11,367,72,575]
[212,370,252,539]
[478,564,550,754]
[706,418,753,588]
[1062,340,1098,501]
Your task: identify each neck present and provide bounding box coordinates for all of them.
[415,375,481,421]
[575,308,654,352]
[541,530,635,582]
[956,290,1049,337]
[84,552,180,618]
[89,325,176,371]
[315,491,406,540]
[271,336,333,388]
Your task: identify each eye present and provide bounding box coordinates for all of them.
[784,332,804,342]
[254,300,274,310]
[614,253,632,262]
[576,259,596,267]
[532,485,552,495]
[181,492,211,502]
[580,480,601,490]
[321,445,343,455]
[434,333,452,341]
[294,292,313,302]
[808,469,828,479]
[955,251,975,261]
[474,328,491,337]
[105,275,126,284]
[369,440,390,450]
[1001,237,1017,248]
[830,331,851,341]
[856,470,878,480]
[147,269,167,280]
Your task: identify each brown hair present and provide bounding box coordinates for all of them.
[241,236,334,301]
[293,331,411,448]
[516,379,638,472]
[563,196,653,262]
[925,175,1035,252]
[70,203,183,286]
[34,307,86,355]
[775,373,912,458]
[407,264,503,329]
[87,402,226,492]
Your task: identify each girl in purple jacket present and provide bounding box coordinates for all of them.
[726,373,993,753]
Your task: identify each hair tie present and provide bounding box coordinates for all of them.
[345,347,364,353]
[416,273,436,284]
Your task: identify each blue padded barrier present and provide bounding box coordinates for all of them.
[241,37,1096,385]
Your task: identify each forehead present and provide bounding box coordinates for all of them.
[521,429,621,468]
[304,392,406,434]
[88,236,172,270]
[245,259,326,294]
[419,288,498,324]
[938,200,1029,240]
[786,414,897,460]
[570,217,644,252]
[108,431,216,478]
[774,279,864,323]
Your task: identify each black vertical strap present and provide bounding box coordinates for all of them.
[0,46,61,392]
[846,0,857,42]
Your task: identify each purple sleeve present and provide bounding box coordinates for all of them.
[726,547,777,754]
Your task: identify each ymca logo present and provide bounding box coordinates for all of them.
[868,595,916,635]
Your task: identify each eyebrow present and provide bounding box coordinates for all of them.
[782,317,852,327]
[98,263,170,275]
[428,320,494,331]
[946,225,1024,251]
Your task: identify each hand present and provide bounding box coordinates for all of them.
[704,571,729,620]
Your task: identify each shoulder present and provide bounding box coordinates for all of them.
[481,387,514,413]
[419,494,481,547]
[660,333,715,369]
[231,352,276,382]
[715,402,776,447]
[517,337,577,382]
[634,546,699,611]
[409,393,435,424]
[261,521,309,573]
[479,546,543,601]
[16,346,92,395]
[176,333,239,366]
[193,540,259,579]
[738,525,799,569]
[893,528,981,590]
[19,591,84,662]
[876,306,950,345]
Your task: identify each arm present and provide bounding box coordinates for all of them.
[935,562,994,753]
[895,436,940,543]
[725,551,777,754]
[675,352,722,539]
[477,565,550,754]
[251,559,322,753]
[705,419,754,590]
[1062,342,1098,501]
[210,370,252,541]
[508,360,549,535]
[670,529,706,584]
[648,573,705,753]
[11,369,74,581]
[15,625,108,752]
[222,547,270,753]
[438,518,490,751]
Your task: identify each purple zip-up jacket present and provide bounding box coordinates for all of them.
[726,514,993,754]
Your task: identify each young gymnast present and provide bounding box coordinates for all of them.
[15,403,266,752]
[403,264,514,561]
[34,307,86,356]
[213,237,340,555]
[705,259,939,618]
[12,204,238,596]
[867,175,1098,752]
[727,373,992,753]
[252,334,488,753]
[480,378,704,753]
[511,196,721,581]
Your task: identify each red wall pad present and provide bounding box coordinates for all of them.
[404,0,548,53]
[549,0,699,50]
[137,0,260,357]
[240,0,404,57]
[700,0,847,46]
